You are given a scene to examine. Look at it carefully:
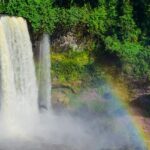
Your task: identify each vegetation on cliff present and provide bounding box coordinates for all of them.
[1,0,150,81]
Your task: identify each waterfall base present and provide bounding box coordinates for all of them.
[0,110,146,150]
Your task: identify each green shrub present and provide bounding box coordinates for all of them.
[5,0,58,33]
[0,3,6,13]
[87,6,107,35]
[105,37,142,58]
[51,51,89,82]
[104,36,150,78]
[132,48,150,79]
[58,7,82,27]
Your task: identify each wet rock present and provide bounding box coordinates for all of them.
[52,83,77,94]
[52,91,69,106]
[51,32,83,52]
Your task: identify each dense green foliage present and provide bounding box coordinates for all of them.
[1,0,150,79]
[2,0,57,33]
[51,51,90,82]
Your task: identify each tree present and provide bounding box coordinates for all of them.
[117,0,141,42]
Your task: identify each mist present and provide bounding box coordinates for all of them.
[0,87,146,150]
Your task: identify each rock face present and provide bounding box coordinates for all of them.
[52,91,70,106]
[51,32,80,52]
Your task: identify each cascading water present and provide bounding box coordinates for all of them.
[0,16,39,133]
[38,34,51,110]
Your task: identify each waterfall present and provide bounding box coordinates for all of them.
[0,16,146,150]
[0,16,39,131]
[38,34,51,110]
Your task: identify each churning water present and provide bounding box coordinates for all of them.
[0,16,146,150]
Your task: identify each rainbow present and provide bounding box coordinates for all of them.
[102,70,149,150]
